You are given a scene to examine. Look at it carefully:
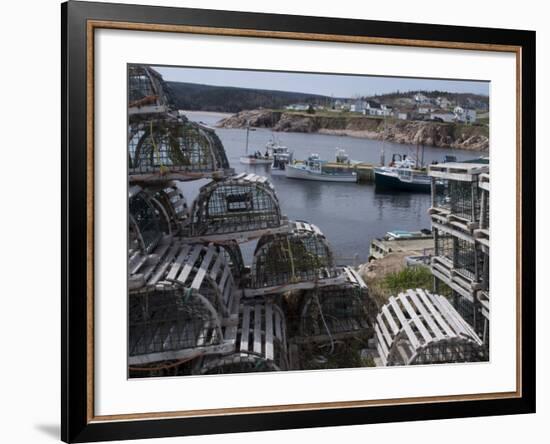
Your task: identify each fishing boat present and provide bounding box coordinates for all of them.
[271,143,293,171]
[285,153,357,182]
[374,153,431,192]
[239,126,273,165]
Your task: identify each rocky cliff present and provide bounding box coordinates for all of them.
[217,109,489,151]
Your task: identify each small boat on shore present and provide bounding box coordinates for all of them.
[285,152,357,183]
[374,154,431,192]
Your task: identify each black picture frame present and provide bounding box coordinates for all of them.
[62,1,536,442]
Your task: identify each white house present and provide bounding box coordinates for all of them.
[414,93,430,104]
[454,106,477,123]
[364,100,392,116]
[436,96,452,109]
[285,103,310,111]
[430,111,456,123]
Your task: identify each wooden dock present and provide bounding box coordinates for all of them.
[324,162,375,183]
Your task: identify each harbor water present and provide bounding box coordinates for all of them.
[181,111,485,265]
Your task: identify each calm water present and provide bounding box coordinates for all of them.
[181,111,484,265]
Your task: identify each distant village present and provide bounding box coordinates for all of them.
[285,92,489,125]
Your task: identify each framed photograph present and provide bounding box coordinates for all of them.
[62,1,535,442]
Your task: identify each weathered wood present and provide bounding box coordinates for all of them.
[381,305,400,336]
[190,245,216,290]
[400,293,433,345]
[407,289,444,341]
[176,244,202,284]
[165,244,191,281]
[388,296,421,350]
[253,304,262,354]
[240,305,251,353]
[265,303,274,360]
[415,288,455,337]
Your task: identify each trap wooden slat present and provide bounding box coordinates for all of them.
[375,324,389,358]
[240,305,251,352]
[407,289,444,341]
[400,292,433,345]
[165,244,191,281]
[148,243,181,285]
[274,307,282,342]
[416,288,455,337]
[190,245,216,290]
[388,297,421,350]
[253,304,262,354]
[176,245,202,285]
[376,314,393,347]
[265,303,274,360]
[209,253,224,280]
[382,305,400,336]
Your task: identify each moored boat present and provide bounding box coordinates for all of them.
[374,154,431,192]
[285,153,357,183]
[239,126,274,165]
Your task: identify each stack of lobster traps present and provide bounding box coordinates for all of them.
[127,65,377,377]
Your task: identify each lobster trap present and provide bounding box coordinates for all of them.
[128,65,173,117]
[128,242,242,372]
[375,289,485,366]
[199,300,289,374]
[128,115,231,182]
[188,173,288,242]
[285,267,373,343]
[249,221,337,293]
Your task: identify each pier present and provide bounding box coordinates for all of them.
[324,161,375,183]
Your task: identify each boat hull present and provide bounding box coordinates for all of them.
[239,156,272,165]
[285,164,357,182]
[374,170,430,192]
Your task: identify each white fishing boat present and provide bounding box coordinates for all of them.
[239,126,273,165]
[285,153,357,183]
[271,144,293,171]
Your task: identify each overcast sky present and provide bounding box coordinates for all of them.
[154,66,489,98]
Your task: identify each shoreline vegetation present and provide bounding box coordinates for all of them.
[216,109,489,151]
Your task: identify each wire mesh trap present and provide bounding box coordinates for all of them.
[129,185,166,254]
[141,183,189,236]
[249,221,338,292]
[188,173,288,241]
[375,289,486,366]
[128,286,234,367]
[128,65,173,117]
[283,267,373,343]
[129,241,241,319]
[128,115,231,181]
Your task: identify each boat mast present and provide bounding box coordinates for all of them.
[380,114,386,166]
[245,123,250,156]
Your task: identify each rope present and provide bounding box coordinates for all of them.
[312,280,334,355]
[283,237,298,283]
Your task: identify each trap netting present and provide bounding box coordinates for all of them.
[128,115,231,180]
[250,221,336,290]
[128,65,173,117]
[189,173,287,240]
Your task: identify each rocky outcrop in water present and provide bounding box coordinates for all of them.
[217,109,489,151]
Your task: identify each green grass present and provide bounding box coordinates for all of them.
[382,266,433,295]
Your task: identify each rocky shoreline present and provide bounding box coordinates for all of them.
[217,109,489,151]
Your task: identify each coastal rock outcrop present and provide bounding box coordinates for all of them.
[218,110,489,151]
